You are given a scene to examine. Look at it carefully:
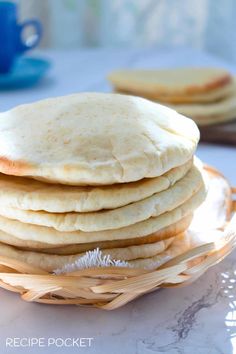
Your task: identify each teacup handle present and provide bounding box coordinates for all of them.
[17,19,42,53]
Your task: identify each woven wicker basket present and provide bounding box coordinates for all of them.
[0,165,235,310]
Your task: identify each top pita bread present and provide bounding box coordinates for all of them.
[0,93,199,185]
[109,68,232,102]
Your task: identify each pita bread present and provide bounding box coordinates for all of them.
[131,167,232,270]
[0,237,174,272]
[0,184,206,245]
[147,82,234,103]
[36,164,226,254]
[0,162,203,232]
[108,68,232,99]
[0,93,199,185]
[115,82,234,104]
[0,159,192,213]
[0,214,192,254]
[166,88,236,126]
[185,107,236,126]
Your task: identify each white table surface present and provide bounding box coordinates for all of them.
[0,48,236,354]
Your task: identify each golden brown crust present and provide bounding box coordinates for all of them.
[0,157,33,177]
[111,70,232,98]
[185,74,232,94]
[115,76,232,103]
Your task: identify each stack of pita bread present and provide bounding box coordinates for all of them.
[0,93,206,272]
[108,67,236,127]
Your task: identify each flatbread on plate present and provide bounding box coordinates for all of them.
[109,68,232,101]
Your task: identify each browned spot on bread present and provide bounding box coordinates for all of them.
[113,74,233,100]
[0,157,34,176]
[185,74,232,95]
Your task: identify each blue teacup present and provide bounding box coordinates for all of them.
[0,1,42,73]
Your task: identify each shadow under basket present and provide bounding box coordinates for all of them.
[0,165,235,310]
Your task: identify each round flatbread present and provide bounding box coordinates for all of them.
[115,82,234,104]
[166,86,236,126]
[0,159,192,213]
[0,237,174,272]
[0,93,199,185]
[185,107,236,126]
[0,184,206,245]
[109,68,232,99]
[0,161,203,232]
[0,214,192,254]
[131,167,232,270]
[148,81,235,103]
